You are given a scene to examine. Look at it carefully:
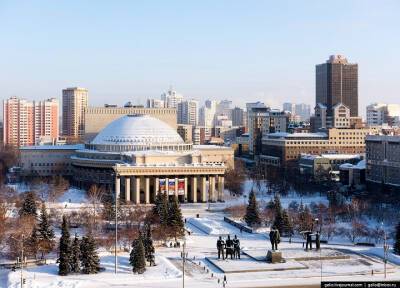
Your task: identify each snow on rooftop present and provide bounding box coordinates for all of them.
[339,159,366,170]
[320,154,361,160]
[267,132,327,138]
[20,144,84,150]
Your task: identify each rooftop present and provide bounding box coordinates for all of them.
[20,144,84,151]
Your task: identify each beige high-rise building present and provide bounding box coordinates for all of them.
[3,96,59,147]
[62,87,88,139]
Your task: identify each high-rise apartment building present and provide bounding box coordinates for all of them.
[161,87,183,108]
[316,55,358,117]
[217,100,233,119]
[295,103,311,122]
[199,100,218,127]
[232,107,245,127]
[3,96,59,147]
[147,99,165,108]
[366,103,400,126]
[246,102,268,156]
[62,87,88,139]
[283,102,311,122]
[178,99,198,126]
[283,103,296,115]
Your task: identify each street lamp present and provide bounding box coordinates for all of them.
[181,238,187,288]
[11,234,25,288]
[382,222,388,279]
[314,218,322,283]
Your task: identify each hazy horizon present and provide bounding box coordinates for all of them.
[1,0,399,116]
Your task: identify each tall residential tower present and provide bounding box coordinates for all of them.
[3,96,59,146]
[62,87,88,139]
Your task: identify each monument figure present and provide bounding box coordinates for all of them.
[233,235,240,259]
[316,232,321,250]
[269,227,280,251]
[305,231,313,251]
[225,235,234,260]
[217,236,226,260]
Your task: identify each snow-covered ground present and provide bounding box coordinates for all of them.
[3,206,400,288]
[7,254,180,288]
[3,181,400,287]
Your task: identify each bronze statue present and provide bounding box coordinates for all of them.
[233,235,240,259]
[225,235,234,259]
[269,227,280,251]
[217,236,225,260]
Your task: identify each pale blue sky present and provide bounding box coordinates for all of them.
[0,0,399,114]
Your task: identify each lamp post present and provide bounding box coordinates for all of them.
[382,222,388,279]
[113,173,119,275]
[11,234,25,288]
[314,218,322,283]
[181,238,186,288]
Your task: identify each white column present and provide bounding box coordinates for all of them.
[134,177,141,204]
[115,176,120,199]
[153,177,159,202]
[191,177,197,203]
[199,176,207,203]
[209,176,216,202]
[184,177,188,202]
[125,177,131,203]
[174,177,179,198]
[145,177,150,204]
[218,175,224,202]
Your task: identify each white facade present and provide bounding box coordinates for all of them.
[178,99,198,126]
[366,103,400,126]
[199,100,218,127]
[161,87,183,108]
[147,99,165,108]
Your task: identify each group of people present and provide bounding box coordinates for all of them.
[217,235,241,260]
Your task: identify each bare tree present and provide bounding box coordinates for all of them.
[87,185,105,232]
[225,160,246,196]
[48,176,70,202]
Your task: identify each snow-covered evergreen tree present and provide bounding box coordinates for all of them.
[71,234,81,273]
[19,191,37,217]
[273,195,284,233]
[143,224,155,266]
[244,190,261,227]
[130,234,146,274]
[37,203,55,258]
[58,215,71,276]
[168,196,185,240]
[80,233,100,274]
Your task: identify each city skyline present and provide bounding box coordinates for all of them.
[1,1,400,115]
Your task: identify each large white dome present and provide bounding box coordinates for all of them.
[92,114,184,146]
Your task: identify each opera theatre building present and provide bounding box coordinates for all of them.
[25,114,234,204]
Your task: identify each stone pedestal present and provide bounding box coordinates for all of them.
[267,250,283,263]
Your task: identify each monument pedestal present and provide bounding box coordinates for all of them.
[267,250,283,263]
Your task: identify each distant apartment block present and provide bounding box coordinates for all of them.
[3,96,59,147]
[178,99,198,126]
[232,107,245,127]
[161,87,183,108]
[62,87,88,139]
[366,103,400,126]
